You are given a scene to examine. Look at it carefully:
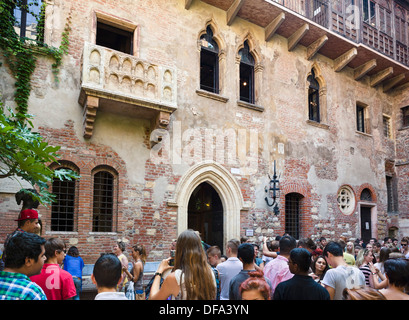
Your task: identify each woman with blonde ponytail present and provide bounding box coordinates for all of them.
[149,229,216,300]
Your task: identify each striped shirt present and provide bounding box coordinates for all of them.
[359,264,372,286]
[0,271,47,300]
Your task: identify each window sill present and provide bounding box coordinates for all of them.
[196,89,229,103]
[237,100,264,112]
[45,231,78,235]
[306,119,329,130]
[355,130,373,138]
[398,126,409,131]
[88,232,117,235]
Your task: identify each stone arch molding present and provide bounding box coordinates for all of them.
[168,161,249,244]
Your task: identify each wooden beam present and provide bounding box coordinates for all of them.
[334,48,357,72]
[185,0,193,10]
[265,12,285,42]
[383,74,406,92]
[306,35,328,60]
[370,67,393,87]
[288,23,309,52]
[354,59,377,80]
[227,0,245,26]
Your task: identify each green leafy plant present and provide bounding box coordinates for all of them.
[0,0,72,120]
[0,104,80,205]
[0,0,78,205]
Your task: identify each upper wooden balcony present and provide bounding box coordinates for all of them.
[189,0,409,91]
[79,42,177,139]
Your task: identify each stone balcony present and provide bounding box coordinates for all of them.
[79,42,177,139]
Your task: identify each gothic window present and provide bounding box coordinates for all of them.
[200,26,219,94]
[337,186,355,215]
[239,41,255,104]
[308,69,320,122]
[92,170,115,232]
[51,166,77,232]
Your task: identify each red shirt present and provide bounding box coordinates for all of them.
[30,263,76,300]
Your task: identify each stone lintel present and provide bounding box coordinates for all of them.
[288,23,309,52]
[306,35,328,60]
[334,48,358,72]
[227,0,245,26]
[370,67,393,87]
[383,74,406,92]
[354,59,377,80]
[265,12,286,42]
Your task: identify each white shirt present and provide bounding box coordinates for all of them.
[94,291,129,300]
[216,257,243,300]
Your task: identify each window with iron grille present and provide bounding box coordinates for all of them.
[200,26,219,94]
[383,115,391,138]
[239,41,255,104]
[402,106,409,128]
[92,171,114,232]
[356,104,365,133]
[308,69,320,122]
[285,193,303,239]
[51,168,76,232]
[360,188,373,202]
[386,175,398,213]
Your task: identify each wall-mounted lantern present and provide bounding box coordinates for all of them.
[265,160,280,215]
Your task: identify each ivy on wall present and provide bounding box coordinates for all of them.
[0,0,72,122]
[0,1,79,206]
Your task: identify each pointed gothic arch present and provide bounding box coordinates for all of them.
[306,63,328,126]
[168,161,248,246]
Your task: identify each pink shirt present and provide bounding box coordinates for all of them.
[263,255,294,295]
[30,263,77,300]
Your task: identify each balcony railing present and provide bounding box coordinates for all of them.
[79,42,177,138]
[80,42,177,109]
[270,0,409,66]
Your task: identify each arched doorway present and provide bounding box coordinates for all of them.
[167,161,249,250]
[188,182,223,249]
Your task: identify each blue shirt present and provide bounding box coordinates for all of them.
[63,255,84,279]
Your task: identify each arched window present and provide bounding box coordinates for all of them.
[51,165,78,232]
[239,41,255,104]
[285,193,303,239]
[200,26,219,94]
[308,69,320,122]
[92,170,115,232]
[360,188,373,201]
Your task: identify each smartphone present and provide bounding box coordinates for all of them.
[169,250,175,266]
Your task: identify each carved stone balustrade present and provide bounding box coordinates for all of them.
[79,42,177,139]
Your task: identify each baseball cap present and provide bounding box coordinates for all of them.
[15,209,39,221]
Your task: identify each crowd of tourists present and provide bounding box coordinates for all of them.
[1,208,409,300]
